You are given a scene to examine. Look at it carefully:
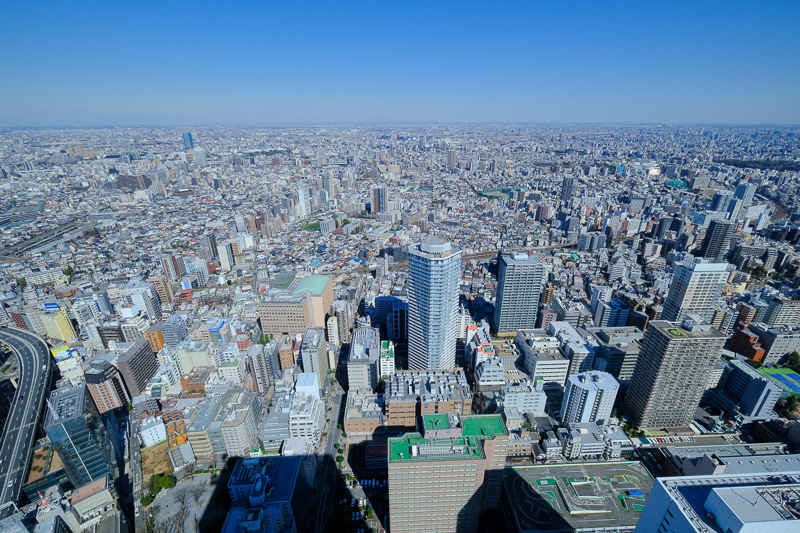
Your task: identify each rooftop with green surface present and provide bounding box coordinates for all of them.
[388,433,486,463]
[422,413,450,431]
[388,414,507,463]
[293,275,331,296]
[461,414,507,438]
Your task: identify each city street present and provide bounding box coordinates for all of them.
[312,385,345,533]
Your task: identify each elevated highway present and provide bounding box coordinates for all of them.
[0,327,52,517]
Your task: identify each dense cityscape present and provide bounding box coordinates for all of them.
[0,124,798,533]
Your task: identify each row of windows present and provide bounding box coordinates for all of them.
[391,489,477,497]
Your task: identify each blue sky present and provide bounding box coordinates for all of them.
[1,1,799,125]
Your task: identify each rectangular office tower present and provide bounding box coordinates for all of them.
[371,186,389,213]
[492,252,544,334]
[623,317,725,430]
[182,132,194,150]
[408,237,461,370]
[44,383,114,489]
[388,414,508,533]
[560,173,575,203]
[661,259,728,324]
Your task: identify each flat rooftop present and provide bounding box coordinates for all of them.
[388,433,487,463]
[228,456,301,504]
[292,274,330,296]
[504,462,654,532]
[461,414,507,438]
[390,414,507,463]
[654,472,800,532]
[45,383,87,425]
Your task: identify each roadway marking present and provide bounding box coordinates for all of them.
[0,328,49,507]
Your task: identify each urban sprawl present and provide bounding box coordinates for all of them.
[1,124,800,533]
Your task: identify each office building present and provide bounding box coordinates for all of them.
[194,147,207,168]
[492,252,545,333]
[122,282,162,323]
[516,329,570,390]
[143,322,165,353]
[548,321,595,377]
[300,328,328,387]
[378,340,396,379]
[84,360,130,414]
[623,316,726,430]
[371,186,388,213]
[593,298,630,328]
[408,237,461,370]
[296,187,311,219]
[258,294,315,337]
[708,359,782,424]
[348,326,380,391]
[388,414,509,533]
[499,379,548,416]
[343,389,384,435]
[698,219,734,259]
[217,241,236,271]
[734,182,757,206]
[635,472,800,533]
[763,298,800,327]
[748,323,800,365]
[44,384,114,489]
[161,314,187,346]
[288,391,325,445]
[148,269,174,304]
[182,132,194,150]
[116,339,159,397]
[385,369,472,430]
[40,309,76,343]
[662,260,728,324]
[710,190,733,211]
[223,456,301,533]
[560,371,619,424]
[227,455,301,506]
[292,275,334,331]
[589,326,644,385]
[560,174,575,203]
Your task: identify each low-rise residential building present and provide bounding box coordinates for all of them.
[139,416,167,448]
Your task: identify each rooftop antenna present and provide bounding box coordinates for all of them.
[753,481,769,506]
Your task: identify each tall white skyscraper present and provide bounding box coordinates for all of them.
[296,187,312,219]
[408,237,461,370]
[662,259,728,323]
[193,147,207,168]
